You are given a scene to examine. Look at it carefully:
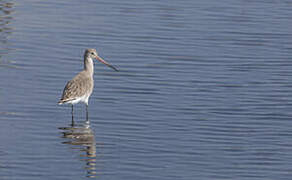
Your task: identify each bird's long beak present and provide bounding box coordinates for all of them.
[95,55,118,72]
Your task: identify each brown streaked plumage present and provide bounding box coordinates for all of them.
[58,48,118,124]
[58,70,93,104]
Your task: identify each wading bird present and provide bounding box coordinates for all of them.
[58,49,118,124]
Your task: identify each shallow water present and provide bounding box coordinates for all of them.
[1,0,292,179]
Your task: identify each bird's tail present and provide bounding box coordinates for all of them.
[58,99,65,105]
[58,98,75,105]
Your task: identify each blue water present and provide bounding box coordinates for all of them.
[0,0,292,179]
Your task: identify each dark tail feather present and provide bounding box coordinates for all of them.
[58,98,75,105]
[58,99,65,105]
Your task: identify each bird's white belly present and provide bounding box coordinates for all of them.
[69,94,89,105]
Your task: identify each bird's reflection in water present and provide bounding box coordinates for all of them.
[59,121,97,178]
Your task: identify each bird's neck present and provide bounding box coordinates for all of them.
[84,56,94,76]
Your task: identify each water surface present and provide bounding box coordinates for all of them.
[0,0,292,179]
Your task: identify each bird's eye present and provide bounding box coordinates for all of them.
[91,52,94,55]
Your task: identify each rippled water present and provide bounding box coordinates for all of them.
[1,0,292,179]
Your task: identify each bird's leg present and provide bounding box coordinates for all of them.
[86,104,89,122]
[71,105,74,126]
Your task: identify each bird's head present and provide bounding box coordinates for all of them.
[85,49,118,71]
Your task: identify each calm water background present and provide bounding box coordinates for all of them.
[0,0,292,179]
